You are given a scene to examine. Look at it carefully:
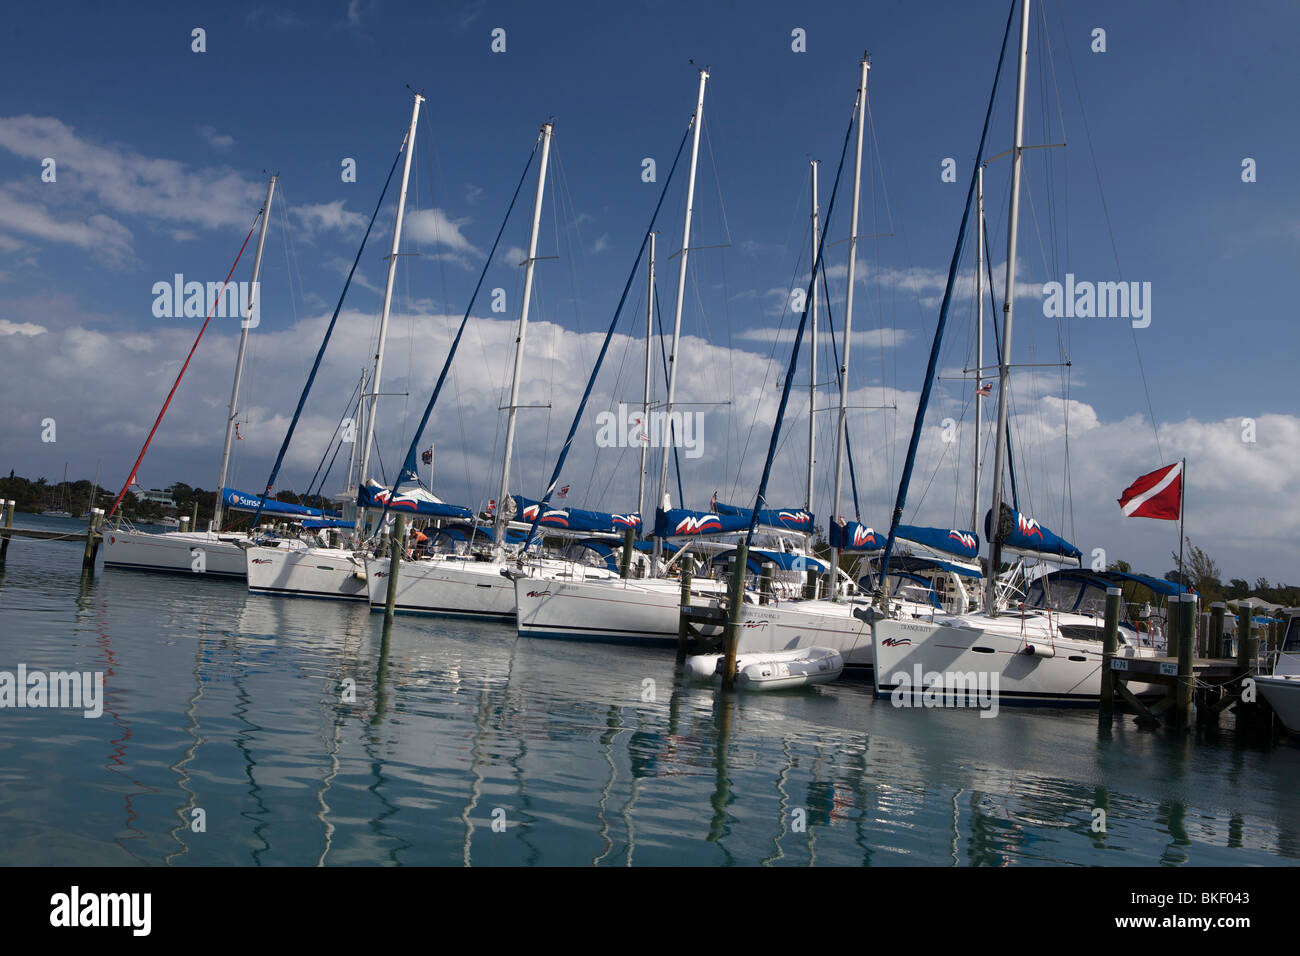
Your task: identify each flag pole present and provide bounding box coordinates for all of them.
[1178,457,1186,593]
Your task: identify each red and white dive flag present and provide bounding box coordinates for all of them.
[1118,462,1182,520]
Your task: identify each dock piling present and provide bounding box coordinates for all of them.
[81,509,103,572]
[759,561,774,605]
[1210,602,1226,659]
[720,541,749,690]
[383,514,405,622]
[1176,593,1195,729]
[1100,586,1121,724]
[619,526,634,579]
[676,566,693,656]
[0,500,13,564]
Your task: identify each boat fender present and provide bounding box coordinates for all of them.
[1021,643,1055,659]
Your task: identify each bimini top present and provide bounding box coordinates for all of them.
[1026,569,1188,615]
[880,554,983,579]
[514,496,640,535]
[707,548,829,576]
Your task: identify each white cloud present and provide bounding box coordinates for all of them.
[294,201,367,239]
[0,185,133,266]
[0,115,263,231]
[195,125,235,150]
[405,208,478,256]
[0,319,46,335]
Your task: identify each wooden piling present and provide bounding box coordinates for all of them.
[759,561,774,606]
[1176,593,1195,729]
[720,541,749,690]
[619,526,634,579]
[1167,596,1181,660]
[81,509,103,572]
[191,500,199,530]
[1100,586,1121,724]
[0,500,13,564]
[804,566,817,600]
[1210,602,1226,659]
[383,513,405,622]
[179,516,190,533]
[1236,604,1253,675]
[676,566,693,656]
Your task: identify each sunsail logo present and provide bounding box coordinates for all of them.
[49,886,151,936]
[948,530,976,551]
[1016,514,1044,540]
[674,514,722,535]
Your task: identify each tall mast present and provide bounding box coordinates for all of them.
[212,173,276,531]
[637,232,656,526]
[985,0,1031,615]
[971,164,984,533]
[805,160,820,514]
[651,67,708,573]
[494,122,554,554]
[827,57,869,601]
[344,368,365,493]
[358,91,423,492]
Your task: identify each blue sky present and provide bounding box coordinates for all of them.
[2,0,1297,582]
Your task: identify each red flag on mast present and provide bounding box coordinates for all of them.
[1117,462,1183,520]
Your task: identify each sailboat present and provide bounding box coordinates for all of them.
[510,70,831,644]
[869,0,1163,704]
[41,464,73,518]
[102,175,294,577]
[245,92,425,601]
[717,59,983,675]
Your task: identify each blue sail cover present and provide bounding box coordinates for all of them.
[513,496,640,535]
[714,501,815,533]
[432,523,526,545]
[222,487,333,518]
[829,520,886,552]
[654,507,751,538]
[707,548,829,576]
[984,507,1081,563]
[896,524,981,561]
[357,480,474,520]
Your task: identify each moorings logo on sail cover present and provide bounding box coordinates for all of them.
[594,403,704,459]
[151,274,261,328]
[889,665,999,718]
[1041,273,1151,328]
[0,665,104,718]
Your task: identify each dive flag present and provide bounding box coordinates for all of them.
[1118,462,1182,520]
[421,448,433,465]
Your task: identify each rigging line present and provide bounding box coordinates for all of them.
[877,0,1018,589]
[743,66,858,549]
[1055,1,1162,464]
[375,138,539,532]
[107,211,262,519]
[305,376,363,497]
[652,279,686,510]
[819,262,864,522]
[521,119,691,551]
[250,142,405,527]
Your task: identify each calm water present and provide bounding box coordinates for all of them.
[2,514,1298,867]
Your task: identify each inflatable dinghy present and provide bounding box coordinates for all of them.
[686,646,844,690]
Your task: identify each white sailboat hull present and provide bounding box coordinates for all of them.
[871,614,1159,706]
[364,555,518,620]
[245,545,368,601]
[1256,676,1300,734]
[730,597,952,672]
[514,574,728,646]
[101,529,250,578]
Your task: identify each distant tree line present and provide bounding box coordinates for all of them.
[0,470,331,526]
